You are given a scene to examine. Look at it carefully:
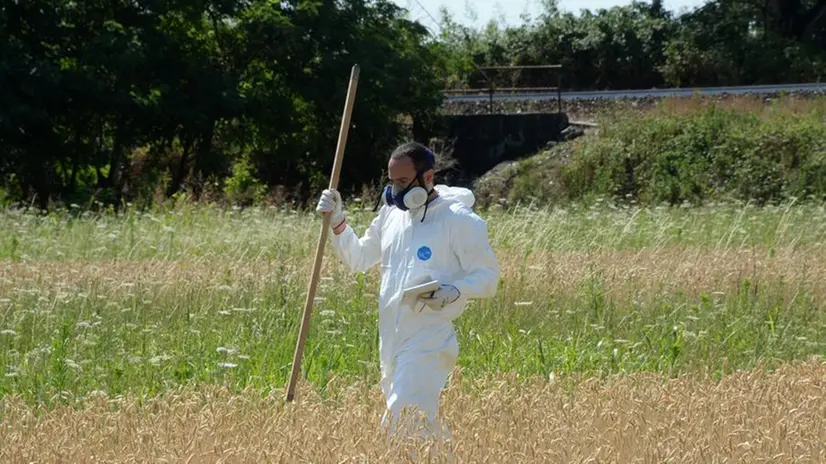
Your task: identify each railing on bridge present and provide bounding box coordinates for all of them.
[443,64,563,114]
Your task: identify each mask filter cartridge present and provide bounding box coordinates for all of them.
[384,183,429,211]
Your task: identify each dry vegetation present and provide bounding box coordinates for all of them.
[4,244,826,308]
[1,200,825,462]
[1,360,824,462]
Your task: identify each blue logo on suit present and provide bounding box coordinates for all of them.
[417,246,432,261]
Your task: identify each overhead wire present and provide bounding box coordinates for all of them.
[404,0,494,85]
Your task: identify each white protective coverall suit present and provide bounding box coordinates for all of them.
[329,184,500,436]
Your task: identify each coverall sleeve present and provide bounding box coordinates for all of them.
[329,210,383,274]
[450,210,500,299]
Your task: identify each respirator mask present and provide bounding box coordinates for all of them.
[384,173,432,211]
[372,171,434,222]
[372,147,437,221]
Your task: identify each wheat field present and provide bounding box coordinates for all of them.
[1,200,825,462]
[1,360,824,463]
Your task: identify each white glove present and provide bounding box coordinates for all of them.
[417,284,460,311]
[316,189,345,229]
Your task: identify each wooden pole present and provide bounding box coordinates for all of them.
[285,64,360,402]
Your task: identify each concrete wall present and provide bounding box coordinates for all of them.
[430,112,570,181]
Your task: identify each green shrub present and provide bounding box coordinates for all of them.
[502,102,826,208]
[223,156,267,207]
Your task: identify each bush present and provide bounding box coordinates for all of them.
[496,101,826,208]
[223,156,267,207]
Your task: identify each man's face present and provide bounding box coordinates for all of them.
[388,155,432,190]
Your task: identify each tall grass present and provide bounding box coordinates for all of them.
[1,201,825,407]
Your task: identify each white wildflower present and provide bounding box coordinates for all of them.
[88,390,108,399]
[232,307,256,313]
[149,354,170,366]
[216,346,239,355]
[64,359,81,371]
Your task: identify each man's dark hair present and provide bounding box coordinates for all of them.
[390,141,436,173]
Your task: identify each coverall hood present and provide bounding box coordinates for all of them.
[432,184,475,209]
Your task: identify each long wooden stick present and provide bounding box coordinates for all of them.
[286,64,360,402]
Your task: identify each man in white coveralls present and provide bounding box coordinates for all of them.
[316,141,500,438]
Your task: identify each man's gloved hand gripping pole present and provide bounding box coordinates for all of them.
[285,64,360,403]
[317,189,347,235]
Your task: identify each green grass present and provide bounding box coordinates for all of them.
[2,200,825,259]
[1,201,825,407]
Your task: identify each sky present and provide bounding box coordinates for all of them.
[392,0,708,29]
